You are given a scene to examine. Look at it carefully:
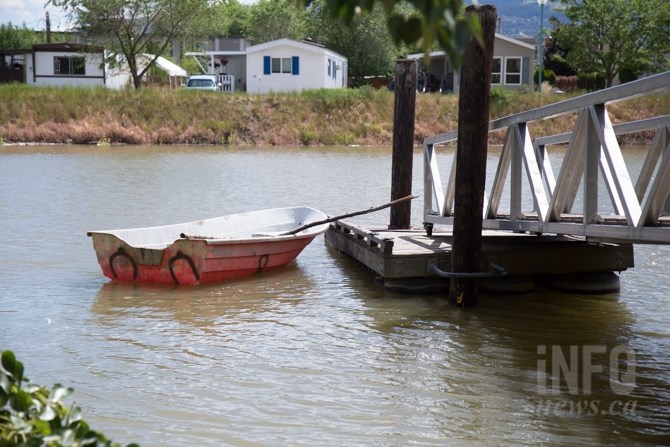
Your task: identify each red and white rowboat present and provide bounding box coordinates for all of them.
[87,207,329,285]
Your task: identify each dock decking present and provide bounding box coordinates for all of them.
[325,220,634,293]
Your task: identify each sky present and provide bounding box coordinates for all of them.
[0,0,259,31]
[0,0,70,30]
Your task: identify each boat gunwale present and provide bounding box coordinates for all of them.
[86,206,329,250]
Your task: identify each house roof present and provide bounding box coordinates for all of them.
[1,42,104,55]
[407,33,535,60]
[246,38,347,61]
[32,43,104,53]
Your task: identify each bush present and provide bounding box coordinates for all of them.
[533,67,556,86]
[577,72,606,91]
[554,75,579,92]
[0,350,139,447]
[490,86,512,106]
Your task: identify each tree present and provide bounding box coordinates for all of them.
[188,0,250,40]
[247,0,306,43]
[555,0,670,87]
[0,23,41,50]
[298,0,482,70]
[543,17,577,78]
[303,0,398,81]
[48,0,210,89]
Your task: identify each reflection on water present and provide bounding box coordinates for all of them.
[1,145,669,447]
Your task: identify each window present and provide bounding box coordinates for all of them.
[281,58,292,73]
[54,56,85,75]
[491,57,502,84]
[505,57,522,85]
[271,57,292,73]
[271,57,281,73]
[264,56,300,76]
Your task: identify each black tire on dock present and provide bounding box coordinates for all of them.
[380,277,450,294]
[546,272,620,294]
[479,275,536,294]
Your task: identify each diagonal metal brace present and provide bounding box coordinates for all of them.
[427,258,508,278]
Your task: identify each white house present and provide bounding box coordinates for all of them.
[185,38,348,93]
[407,33,535,93]
[0,43,105,87]
[246,38,348,94]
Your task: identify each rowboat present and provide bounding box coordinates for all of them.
[87,207,330,285]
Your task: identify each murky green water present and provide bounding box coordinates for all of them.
[1,145,668,446]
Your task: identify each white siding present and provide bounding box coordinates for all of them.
[246,41,348,94]
[33,51,105,87]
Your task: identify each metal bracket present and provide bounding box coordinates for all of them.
[427,258,508,278]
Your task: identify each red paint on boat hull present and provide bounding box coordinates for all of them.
[88,207,328,285]
[91,234,318,285]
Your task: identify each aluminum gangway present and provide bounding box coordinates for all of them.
[423,71,670,244]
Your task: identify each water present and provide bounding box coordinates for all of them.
[1,145,669,446]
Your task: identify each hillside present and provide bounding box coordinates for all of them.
[487,0,562,37]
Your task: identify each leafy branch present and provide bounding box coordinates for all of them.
[0,350,138,447]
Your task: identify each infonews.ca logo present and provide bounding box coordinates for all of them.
[535,344,637,416]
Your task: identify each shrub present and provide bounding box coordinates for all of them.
[490,86,512,106]
[0,350,138,447]
[554,75,579,92]
[577,72,606,91]
[533,68,556,86]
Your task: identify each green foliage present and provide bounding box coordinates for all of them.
[555,0,670,88]
[533,67,556,86]
[489,86,512,106]
[577,72,606,92]
[0,23,40,50]
[247,0,305,43]
[303,0,398,78]
[190,0,250,38]
[179,57,203,76]
[0,350,138,447]
[296,0,482,71]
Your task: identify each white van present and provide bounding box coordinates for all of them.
[185,75,220,91]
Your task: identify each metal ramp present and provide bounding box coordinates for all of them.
[423,71,670,244]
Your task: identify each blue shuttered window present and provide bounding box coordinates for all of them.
[264,55,299,75]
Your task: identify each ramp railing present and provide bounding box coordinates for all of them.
[423,71,670,243]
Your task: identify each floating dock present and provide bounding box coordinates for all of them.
[325,220,634,294]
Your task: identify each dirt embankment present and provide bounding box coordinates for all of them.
[1,85,667,146]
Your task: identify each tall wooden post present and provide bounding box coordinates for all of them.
[389,59,417,230]
[449,5,498,307]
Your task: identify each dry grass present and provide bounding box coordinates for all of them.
[0,83,667,146]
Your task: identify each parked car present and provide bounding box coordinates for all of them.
[185,75,220,91]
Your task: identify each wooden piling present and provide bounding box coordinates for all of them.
[449,5,498,307]
[389,59,417,230]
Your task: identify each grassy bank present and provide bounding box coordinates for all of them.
[0,84,668,146]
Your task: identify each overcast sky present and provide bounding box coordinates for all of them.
[1,0,258,31]
[0,0,71,30]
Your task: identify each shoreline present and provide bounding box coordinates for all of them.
[1,85,668,147]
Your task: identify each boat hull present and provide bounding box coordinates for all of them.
[88,207,328,285]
